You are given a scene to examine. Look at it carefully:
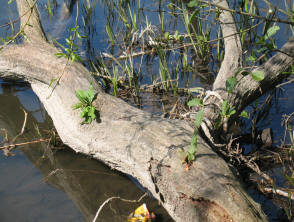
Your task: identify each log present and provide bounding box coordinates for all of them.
[0,0,270,221]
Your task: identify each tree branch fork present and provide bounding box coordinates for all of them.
[1,0,294,221]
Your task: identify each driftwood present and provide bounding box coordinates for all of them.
[1,0,294,221]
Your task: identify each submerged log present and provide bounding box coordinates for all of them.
[0,0,275,221]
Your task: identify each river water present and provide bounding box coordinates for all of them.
[1,0,294,221]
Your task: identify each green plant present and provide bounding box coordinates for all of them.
[185,98,204,163]
[55,25,85,63]
[73,83,98,124]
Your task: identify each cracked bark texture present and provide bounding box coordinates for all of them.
[3,0,294,221]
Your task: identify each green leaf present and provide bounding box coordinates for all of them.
[88,106,96,119]
[187,98,202,107]
[55,52,67,58]
[164,32,169,40]
[229,108,236,116]
[194,109,204,128]
[226,76,237,93]
[189,9,200,24]
[221,101,229,116]
[81,106,90,117]
[186,132,198,163]
[49,78,57,87]
[187,0,199,7]
[8,0,13,4]
[256,47,267,53]
[72,102,83,110]
[251,70,264,81]
[240,110,249,118]
[246,55,256,62]
[264,25,280,40]
[76,90,88,103]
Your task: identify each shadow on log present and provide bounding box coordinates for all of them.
[0,0,277,221]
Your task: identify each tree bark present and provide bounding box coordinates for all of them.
[3,0,294,221]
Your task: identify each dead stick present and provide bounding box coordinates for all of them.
[92,193,147,222]
[263,187,294,200]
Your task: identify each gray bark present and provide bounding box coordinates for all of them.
[4,0,294,221]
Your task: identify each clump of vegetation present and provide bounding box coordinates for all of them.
[73,83,98,124]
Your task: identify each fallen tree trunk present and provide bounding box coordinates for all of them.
[2,0,291,221]
[0,41,268,222]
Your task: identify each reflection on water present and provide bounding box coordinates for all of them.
[0,80,173,222]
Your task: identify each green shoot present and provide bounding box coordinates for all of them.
[73,83,98,124]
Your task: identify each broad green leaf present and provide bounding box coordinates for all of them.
[252,70,264,81]
[246,55,256,62]
[186,132,198,162]
[81,106,89,117]
[187,98,202,107]
[240,110,249,118]
[8,0,13,4]
[264,25,280,40]
[194,109,204,128]
[76,90,88,103]
[164,32,169,40]
[226,76,237,93]
[229,108,236,116]
[88,106,96,119]
[187,0,199,7]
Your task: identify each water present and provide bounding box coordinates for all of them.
[1,0,294,221]
[0,80,172,222]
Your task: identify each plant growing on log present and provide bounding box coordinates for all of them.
[186,98,204,163]
[73,83,98,124]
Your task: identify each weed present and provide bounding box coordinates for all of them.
[73,83,98,124]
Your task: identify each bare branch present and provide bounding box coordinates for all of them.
[16,0,47,43]
[212,0,242,93]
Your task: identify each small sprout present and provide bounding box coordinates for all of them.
[240,110,249,119]
[73,83,98,124]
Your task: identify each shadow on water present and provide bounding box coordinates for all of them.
[0,80,173,222]
[2,0,294,221]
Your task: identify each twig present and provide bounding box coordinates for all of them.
[0,0,39,51]
[92,193,147,222]
[263,187,294,201]
[0,138,50,150]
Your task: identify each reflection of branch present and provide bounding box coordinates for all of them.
[8,107,27,144]
[0,0,38,29]
[92,193,147,222]
[0,138,50,150]
[0,0,40,50]
[43,168,119,182]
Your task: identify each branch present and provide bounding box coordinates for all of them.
[230,37,294,113]
[16,0,47,43]
[212,0,242,93]
[198,0,294,26]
